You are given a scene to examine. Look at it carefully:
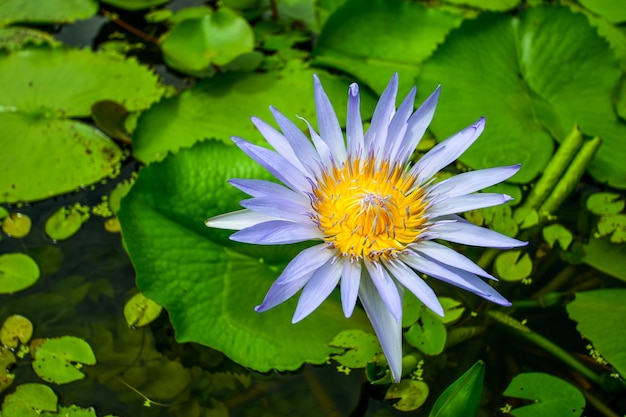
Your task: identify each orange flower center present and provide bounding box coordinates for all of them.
[311,158,429,261]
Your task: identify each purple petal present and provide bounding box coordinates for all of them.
[292,258,343,323]
[412,117,486,182]
[427,193,513,219]
[430,165,521,198]
[365,73,398,155]
[364,260,402,322]
[273,243,335,285]
[346,83,364,157]
[205,209,277,230]
[229,178,307,201]
[341,260,361,318]
[230,220,321,244]
[298,116,333,167]
[386,86,416,160]
[313,74,346,162]
[251,116,310,175]
[410,240,494,279]
[430,219,527,248]
[240,196,311,222]
[359,274,403,383]
[399,251,511,306]
[255,270,314,313]
[232,137,311,192]
[270,107,321,173]
[383,258,444,316]
[396,86,440,164]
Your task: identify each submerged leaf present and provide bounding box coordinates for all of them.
[503,372,585,417]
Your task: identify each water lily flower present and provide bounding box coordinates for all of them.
[206,74,526,382]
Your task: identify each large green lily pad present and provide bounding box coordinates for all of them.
[118,140,371,372]
[0,0,97,25]
[132,67,377,164]
[419,6,625,186]
[566,289,626,377]
[313,0,462,94]
[0,47,163,203]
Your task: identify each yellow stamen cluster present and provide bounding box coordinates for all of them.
[311,157,429,261]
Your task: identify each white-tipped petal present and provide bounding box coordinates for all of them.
[228,178,308,202]
[274,244,334,285]
[396,86,441,164]
[384,259,444,316]
[231,220,321,244]
[359,274,403,383]
[430,165,521,198]
[270,107,321,174]
[365,73,398,155]
[240,196,311,222]
[412,240,494,279]
[341,260,362,318]
[364,259,402,322]
[431,219,527,248]
[386,86,416,161]
[251,117,309,175]
[205,209,277,230]
[346,83,364,156]
[428,193,513,219]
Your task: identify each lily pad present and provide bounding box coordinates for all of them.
[494,250,532,282]
[101,0,170,11]
[385,379,429,412]
[0,47,163,203]
[0,347,15,393]
[0,0,97,25]
[580,237,626,282]
[419,6,626,186]
[118,140,371,372]
[329,329,381,368]
[45,204,89,241]
[31,336,96,384]
[1,383,58,417]
[587,192,625,215]
[313,0,462,94]
[596,214,626,243]
[123,292,163,327]
[41,405,97,417]
[442,0,520,11]
[160,7,254,76]
[404,301,446,355]
[1,212,31,238]
[132,67,377,164]
[429,360,484,417]
[542,224,573,250]
[567,289,626,377]
[578,0,626,23]
[0,315,33,349]
[0,27,61,51]
[503,372,585,417]
[0,253,40,294]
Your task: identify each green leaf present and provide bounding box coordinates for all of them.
[132,67,377,164]
[42,405,96,417]
[0,315,33,349]
[313,0,461,94]
[587,192,625,215]
[503,372,585,417]
[0,253,40,294]
[567,289,626,377]
[100,0,169,11]
[45,205,88,241]
[385,379,429,412]
[0,27,61,51]
[494,250,532,282]
[440,0,520,11]
[578,0,626,23]
[0,346,16,393]
[118,140,371,372]
[419,7,625,186]
[580,237,626,281]
[596,214,626,243]
[1,383,58,417]
[329,329,381,368]
[429,360,484,417]
[1,212,31,238]
[0,48,163,203]
[0,0,97,25]
[542,224,573,250]
[123,292,163,327]
[31,336,96,384]
[440,298,465,325]
[404,301,446,355]
[160,8,254,76]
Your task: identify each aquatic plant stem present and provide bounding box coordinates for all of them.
[101,8,160,44]
[489,311,601,385]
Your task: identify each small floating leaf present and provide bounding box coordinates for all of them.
[503,372,585,417]
[404,302,446,355]
[596,214,626,243]
[0,347,16,393]
[0,315,33,349]
[542,224,573,250]
[494,250,532,282]
[429,360,485,417]
[41,404,97,417]
[329,329,381,368]
[31,336,96,384]
[587,192,625,215]
[45,205,88,241]
[123,292,163,327]
[0,0,97,25]
[101,0,169,11]
[1,383,58,417]
[440,298,465,325]
[1,213,31,238]
[0,253,40,294]
[385,379,429,412]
